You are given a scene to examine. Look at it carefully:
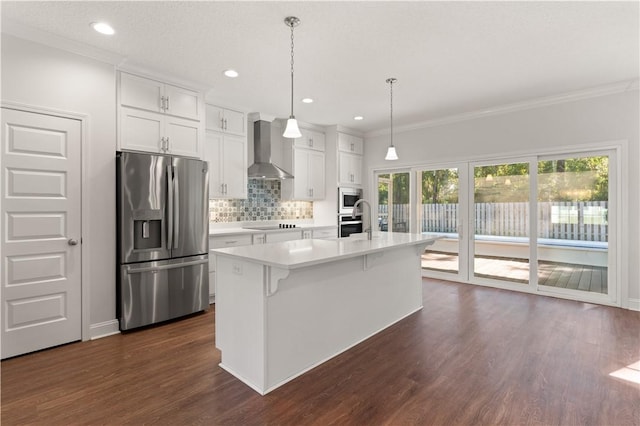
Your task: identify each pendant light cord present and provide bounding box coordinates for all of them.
[290,22,295,118]
[386,78,396,147]
[389,79,394,148]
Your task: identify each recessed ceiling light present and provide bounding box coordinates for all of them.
[301,98,314,104]
[353,116,364,121]
[91,22,115,35]
[224,69,239,78]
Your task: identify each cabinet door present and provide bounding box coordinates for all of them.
[204,131,224,197]
[350,154,363,185]
[308,150,325,199]
[338,133,363,154]
[209,234,253,248]
[119,107,163,153]
[119,72,163,113]
[205,105,225,132]
[165,116,201,158]
[222,134,247,199]
[266,230,302,243]
[339,152,362,185]
[223,109,246,136]
[292,148,310,199]
[164,84,200,121]
[296,129,325,151]
[313,228,337,239]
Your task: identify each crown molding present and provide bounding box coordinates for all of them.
[117,62,210,92]
[324,124,364,137]
[365,79,640,138]
[2,18,125,66]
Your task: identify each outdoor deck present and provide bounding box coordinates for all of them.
[422,251,608,294]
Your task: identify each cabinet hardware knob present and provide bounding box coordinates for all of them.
[68,239,79,246]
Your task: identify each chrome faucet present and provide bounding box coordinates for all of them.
[352,199,373,240]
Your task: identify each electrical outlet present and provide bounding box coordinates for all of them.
[232,263,242,275]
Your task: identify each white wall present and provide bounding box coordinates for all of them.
[1,35,117,330]
[364,89,640,308]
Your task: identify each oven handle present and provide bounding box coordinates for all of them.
[340,220,363,225]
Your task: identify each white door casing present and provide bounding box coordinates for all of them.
[1,107,82,359]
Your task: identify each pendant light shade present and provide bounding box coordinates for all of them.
[283,118,302,138]
[385,146,398,161]
[283,16,302,139]
[385,77,398,161]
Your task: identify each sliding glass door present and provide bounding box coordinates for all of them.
[405,148,617,305]
[376,172,411,233]
[472,161,531,285]
[418,168,461,275]
[536,153,612,298]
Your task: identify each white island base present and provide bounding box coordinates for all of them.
[213,233,437,395]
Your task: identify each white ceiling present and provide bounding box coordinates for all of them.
[1,1,638,134]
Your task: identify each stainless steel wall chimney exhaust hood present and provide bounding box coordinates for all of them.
[248,120,294,180]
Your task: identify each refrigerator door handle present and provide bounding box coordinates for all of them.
[166,164,174,250]
[173,169,180,249]
[125,258,208,274]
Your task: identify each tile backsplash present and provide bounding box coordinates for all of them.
[209,179,313,223]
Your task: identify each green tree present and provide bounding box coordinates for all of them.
[422,169,458,204]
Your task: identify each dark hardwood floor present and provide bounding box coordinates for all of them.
[2,278,639,425]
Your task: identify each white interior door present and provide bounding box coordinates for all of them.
[1,107,82,359]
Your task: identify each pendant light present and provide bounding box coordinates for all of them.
[283,16,302,139]
[385,77,399,160]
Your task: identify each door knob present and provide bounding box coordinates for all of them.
[68,239,79,246]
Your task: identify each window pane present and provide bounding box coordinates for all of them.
[537,156,608,294]
[377,172,410,233]
[473,163,530,284]
[420,168,459,274]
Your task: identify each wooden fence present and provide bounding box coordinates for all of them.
[378,201,608,242]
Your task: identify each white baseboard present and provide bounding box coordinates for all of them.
[90,319,120,340]
[627,298,640,311]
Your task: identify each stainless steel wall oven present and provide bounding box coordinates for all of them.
[339,214,363,238]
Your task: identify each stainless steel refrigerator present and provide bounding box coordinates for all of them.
[116,151,209,330]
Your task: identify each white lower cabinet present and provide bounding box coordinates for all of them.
[208,227,336,302]
[208,234,253,303]
[253,233,267,244]
[210,234,253,249]
[311,228,338,239]
[265,230,303,243]
[208,250,217,304]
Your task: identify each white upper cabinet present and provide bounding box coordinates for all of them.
[338,152,363,186]
[337,132,363,186]
[206,105,246,136]
[294,128,326,151]
[338,133,364,155]
[282,128,326,201]
[119,72,200,120]
[163,84,201,121]
[118,71,203,158]
[204,104,248,199]
[204,131,247,199]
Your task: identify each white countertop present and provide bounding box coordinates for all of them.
[211,232,440,270]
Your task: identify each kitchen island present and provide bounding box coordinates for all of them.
[212,232,439,395]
